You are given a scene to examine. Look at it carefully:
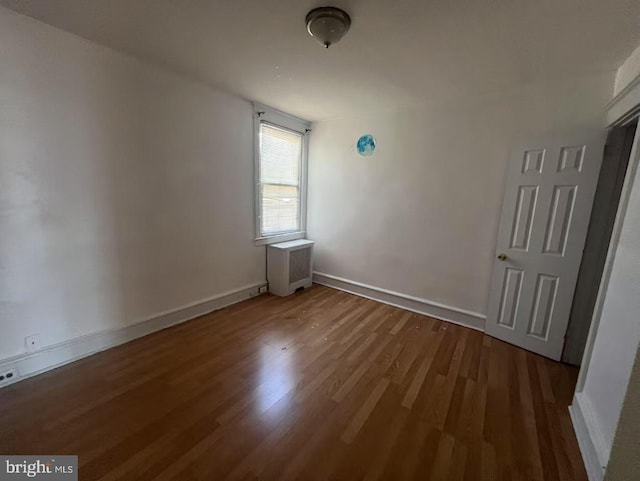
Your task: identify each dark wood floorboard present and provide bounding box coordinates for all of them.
[0,284,586,480]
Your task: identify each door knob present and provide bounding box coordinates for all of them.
[497,253,508,261]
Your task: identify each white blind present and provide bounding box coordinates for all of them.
[259,123,302,236]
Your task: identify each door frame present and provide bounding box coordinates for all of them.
[576,107,640,390]
[563,120,638,365]
[568,82,640,481]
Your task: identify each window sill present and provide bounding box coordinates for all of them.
[255,231,306,246]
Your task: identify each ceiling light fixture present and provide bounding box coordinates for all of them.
[305,7,351,48]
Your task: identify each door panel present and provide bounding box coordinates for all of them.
[485,132,605,360]
[522,149,545,173]
[543,185,576,255]
[496,267,524,328]
[510,186,538,250]
[527,274,558,339]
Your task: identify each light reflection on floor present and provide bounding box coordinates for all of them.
[256,342,297,421]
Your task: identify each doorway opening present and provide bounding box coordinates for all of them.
[563,119,638,365]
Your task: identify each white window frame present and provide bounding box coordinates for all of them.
[254,103,311,246]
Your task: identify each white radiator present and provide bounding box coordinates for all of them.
[267,239,314,296]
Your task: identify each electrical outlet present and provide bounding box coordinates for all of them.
[25,334,41,353]
[259,286,268,294]
[0,367,19,387]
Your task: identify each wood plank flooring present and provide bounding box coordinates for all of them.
[0,285,586,480]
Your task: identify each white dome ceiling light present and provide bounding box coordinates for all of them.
[305,7,351,48]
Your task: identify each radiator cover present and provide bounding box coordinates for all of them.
[267,239,314,296]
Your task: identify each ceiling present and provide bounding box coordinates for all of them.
[2,0,639,121]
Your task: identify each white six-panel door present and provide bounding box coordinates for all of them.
[485,132,605,360]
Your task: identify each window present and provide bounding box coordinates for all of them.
[255,105,310,244]
[260,124,302,235]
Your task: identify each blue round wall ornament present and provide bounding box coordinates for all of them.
[356,134,376,156]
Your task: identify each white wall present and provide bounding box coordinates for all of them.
[0,8,264,361]
[605,347,640,480]
[307,74,613,317]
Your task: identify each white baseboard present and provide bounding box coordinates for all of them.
[569,393,608,481]
[0,281,267,388]
[313,272,486,331]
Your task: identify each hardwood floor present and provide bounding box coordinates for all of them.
[0,285,586,480]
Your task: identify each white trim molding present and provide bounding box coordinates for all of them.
[313,272,486,331]
[255,230,307,246]
[607,72,640,127]
[0,282,267,388]
[569,393,608,481]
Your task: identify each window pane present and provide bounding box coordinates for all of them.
[261,184,299,235]
[260,124,301,186]
[259,122,303,237]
